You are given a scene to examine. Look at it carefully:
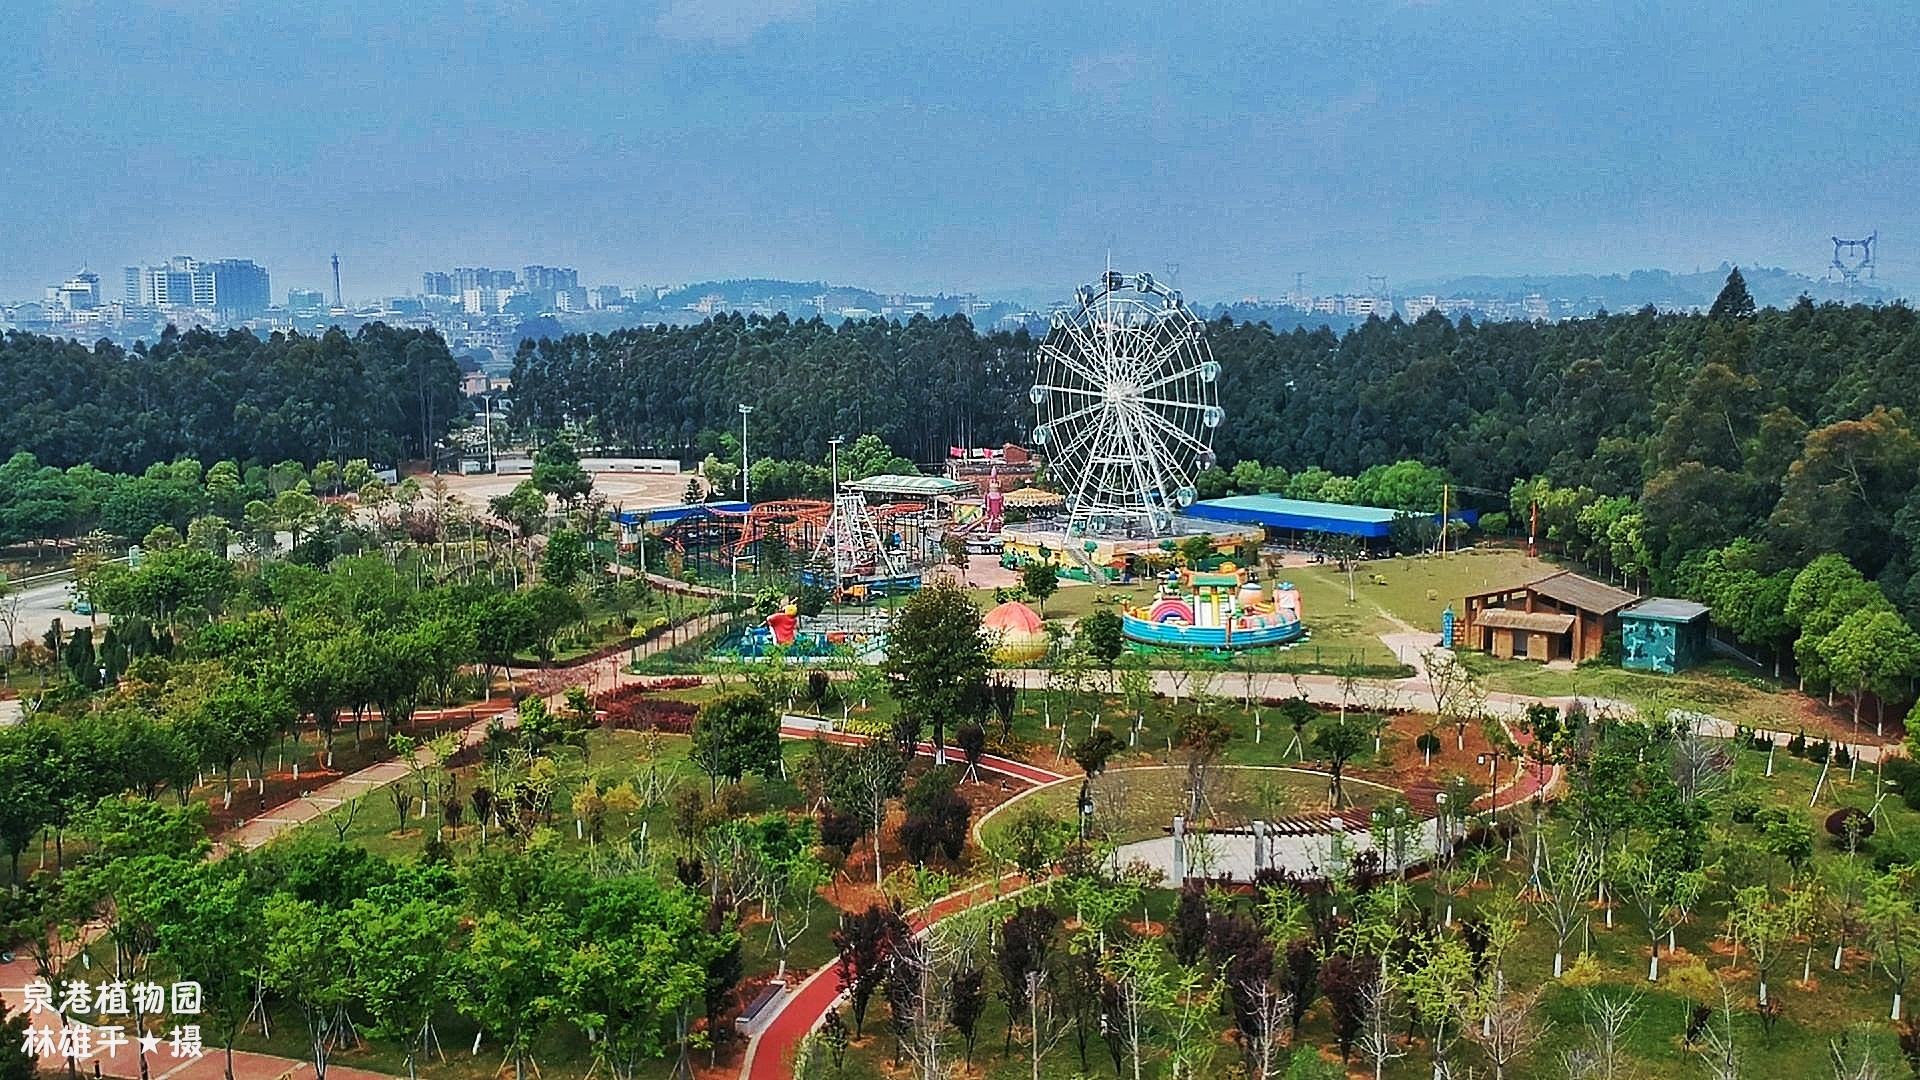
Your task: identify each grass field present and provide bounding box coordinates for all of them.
[967,567,1408,676]
[975,764,1399,853]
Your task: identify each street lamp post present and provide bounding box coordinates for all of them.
[738,404,754,504]
[828,436,844,594]
[478,391,498,473]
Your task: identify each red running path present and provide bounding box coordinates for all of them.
[741,734,1063,1080]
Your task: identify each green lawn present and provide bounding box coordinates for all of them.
[967,571,1409,676]
[1324,546,1546,633]
[976,764,1397,854]
[1455,650,1818,727]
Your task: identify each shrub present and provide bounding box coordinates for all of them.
[1807,739,1831,764]
[1786,731,1807,756]
[1729,797,1760,825]
[1885,756,1920,812]
[595,684,698,733]
[1824,806,1874,843]
[842,714,892,739]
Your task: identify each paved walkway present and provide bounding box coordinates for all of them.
[1,615,727,1079]
[738,734,1064,1080]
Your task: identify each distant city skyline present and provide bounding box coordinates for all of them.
[4,252,1904,315]
[2,1,1914,302]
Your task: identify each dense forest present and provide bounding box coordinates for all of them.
[0,323,464,472]
[507,314,1035,464]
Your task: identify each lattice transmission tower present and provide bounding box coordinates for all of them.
[1829,233,1877,294]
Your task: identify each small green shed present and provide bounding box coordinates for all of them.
[1620,598,1712,673]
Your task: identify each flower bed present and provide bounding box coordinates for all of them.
[595,684,698,733]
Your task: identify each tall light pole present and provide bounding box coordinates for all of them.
[828,436,844,594]
[479,391,498,473]
[738,404,754,505]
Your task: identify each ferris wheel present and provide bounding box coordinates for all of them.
[1029,270,1221,537]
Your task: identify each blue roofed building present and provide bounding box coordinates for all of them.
[1184,494,1476,548]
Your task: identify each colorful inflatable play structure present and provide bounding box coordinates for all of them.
[981,599,1048,664]
[736,603,887,661]
[764,604,800,646]
[1121,565,1305,651]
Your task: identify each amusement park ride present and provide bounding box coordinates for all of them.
[641,267,1306,658]
[1020,269,1305,652]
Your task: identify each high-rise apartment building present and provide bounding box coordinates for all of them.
[422,271,454,297]
[521,265,578,294]
[451,267,517,292]
[195,259,271,318]
[122,256,269,317]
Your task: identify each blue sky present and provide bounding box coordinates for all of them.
[3,0,1916,301]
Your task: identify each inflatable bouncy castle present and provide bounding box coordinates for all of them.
[1120,564,1305,651]
[982,600,1048,664]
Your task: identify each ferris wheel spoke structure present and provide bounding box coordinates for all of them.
[1029,271,1221,537]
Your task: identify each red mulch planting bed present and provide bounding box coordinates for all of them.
[594,683,697,732]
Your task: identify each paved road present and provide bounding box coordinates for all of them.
[5,574,99,656]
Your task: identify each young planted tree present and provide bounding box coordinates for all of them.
[956,721,988,782]
[1867,864,1920,1021]
[1398,932,1477,1080]
[1318,952,1376,1063]
[1277,696,1317,761]
[689,691,782,798]
[1725,884,1809,1007]
[1611,847,1705,982]
[1020,560,1060,616]
[1175,711,1233,819]
[1311,717,1369,809]
[1077,607,1125,689]
[561,875,717,1080]
[263,894,352,1080]
[1282,937,1321,1039]
[1149,959,1225,1080]
[156,863,266,1080]
[884,578,990,765]
[950,964,988,1068]
[747,817,828,980]
[453,911,567,1080]
[1561,993,1637,1080]
[1170,882,1211,966]
[342,896,461,1080]
[899,768,971,865]
[833,903,908,1037]
[827,740,905,886]
[1463,980,1549,1080]
[996,903,1060,1057]
[1537,849,1600,978]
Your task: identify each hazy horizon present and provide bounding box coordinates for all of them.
[4,1,1914,301]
